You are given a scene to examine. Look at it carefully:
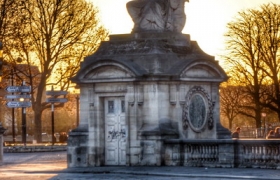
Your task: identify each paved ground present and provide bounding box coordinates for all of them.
[1,151,280,180]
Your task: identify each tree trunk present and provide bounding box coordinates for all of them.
[33,107,42,143]
[229,118,233,130]
[255,110,262,128]
[32,70,47,143]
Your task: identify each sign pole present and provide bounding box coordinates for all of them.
[5,80,31,146]
[22,107,26,146]
[21,81,27,146]
[45,86,68,146]
[11,69,15,144]
[12,108,15,143]
[51,103,54,146]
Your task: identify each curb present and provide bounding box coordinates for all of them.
[4,145,67,153]
[33,169,280,180]
[112,171,277,180]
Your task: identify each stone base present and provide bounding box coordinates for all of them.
[67,129,89,168]
[216,123,231,139]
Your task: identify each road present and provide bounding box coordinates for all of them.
[1,151,280,180]
[0,152,195,180]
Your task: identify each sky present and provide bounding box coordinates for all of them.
[90,0,280,60]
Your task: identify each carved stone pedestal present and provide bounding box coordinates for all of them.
[67,127,89,167]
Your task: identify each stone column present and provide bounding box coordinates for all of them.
[0,123,7,165]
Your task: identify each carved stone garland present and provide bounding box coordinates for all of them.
[183,86,215,132]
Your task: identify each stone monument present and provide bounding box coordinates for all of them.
[68,0,230,167]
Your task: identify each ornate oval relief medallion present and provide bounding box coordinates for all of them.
[189,94,206,130]
[183,86,214,132]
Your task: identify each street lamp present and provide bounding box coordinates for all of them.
[11,69,16,143]
[262,113,267,138]
[19,82,27,146]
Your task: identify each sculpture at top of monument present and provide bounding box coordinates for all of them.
[127,0,188,32]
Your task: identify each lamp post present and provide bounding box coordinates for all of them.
[11,69,16,143]
[20,100,27,146]
[262,113,267,138]
[51,100,55,145]
[20,81,27,146]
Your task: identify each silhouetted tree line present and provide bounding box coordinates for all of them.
[220,83,277,129]
[222,3,280,129]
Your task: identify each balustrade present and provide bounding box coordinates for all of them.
[164,139,280,169]
[240,141,280,168]
[185,144,218,167]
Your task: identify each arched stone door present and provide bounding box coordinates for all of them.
[104,97,126,165]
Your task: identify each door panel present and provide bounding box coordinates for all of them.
[105,97,126,165]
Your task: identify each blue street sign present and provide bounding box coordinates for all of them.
[46,98,68,103]
[6,101,31,108]
[6,86,31,93]
[5,94,31,99]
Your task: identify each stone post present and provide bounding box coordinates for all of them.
[0,122,7,165]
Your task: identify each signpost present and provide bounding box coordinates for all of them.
[46,98,68,103]
[5,94,31,99]
[6,101,31,108]
[5,81,31,146]
[5,86,31,93]
[46,87,68,145]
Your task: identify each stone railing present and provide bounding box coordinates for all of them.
[164,139,280,169]
[238,140,280,169]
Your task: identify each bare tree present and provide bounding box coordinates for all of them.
[253,4,280,121]
[0,0,18,40]
[223,4,276,128]
[4,0,108,142]
[220,83,243,129]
